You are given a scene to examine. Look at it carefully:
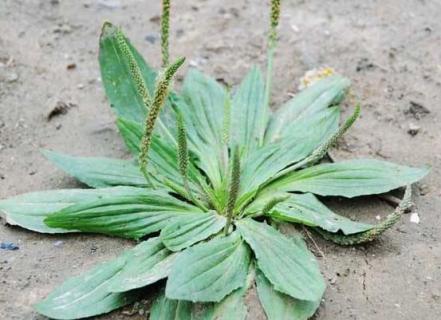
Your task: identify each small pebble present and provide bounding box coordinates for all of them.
[410,212,420,224]
[67,63,77,70]
[144,33,158,44]
[0,242,19,251]
[407,123,420,136]
[53,240,64,247]
[5,72,18,83]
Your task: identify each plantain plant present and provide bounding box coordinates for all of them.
[0,0,429,319]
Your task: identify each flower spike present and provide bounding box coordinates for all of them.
[161,0,171,67]
[139,57,185,186]
[115,27,152,107]
[224,145,241,235]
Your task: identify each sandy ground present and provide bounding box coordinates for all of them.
[1,0,440,319]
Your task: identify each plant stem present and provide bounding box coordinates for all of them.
[259,0,281,146]
[224,146,241,235]
[161,0,170,67]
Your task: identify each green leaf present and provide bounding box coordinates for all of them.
[230,66,265,156]
[166,231,251,302]
[269,193,372,235]
[160,211,226,251]
[237,107,339,208]
[45,189,203,240]
[265,75,350,142]
[176,69,228,190]
[116,117,144,155]
[207,264,254,320]
[34,253,138,319]
[268,159,429,198]
[150,290,211,320]
[150,287,249,320]
[209,287,248,320]
[236,219,325,301]
[108,237,176,292]
[43,150,146,188]
[99,22,156,123]
[0,187,143,233]
[256,268,319,320]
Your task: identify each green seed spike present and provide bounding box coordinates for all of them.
[222,93,231,146]
[176,110,192,198]
[115,28,152,107]
[316,185,412,245]
[161,0,171,67]
[261,194,289,215]
[224,146,241,235]
[269,0,281,48]
[139,57,185,186]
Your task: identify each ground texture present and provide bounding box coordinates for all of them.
[0,0,440,319]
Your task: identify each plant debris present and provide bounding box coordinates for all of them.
[46,101,77,121]
[405,101,431,120]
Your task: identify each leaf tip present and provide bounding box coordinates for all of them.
[100,21,116,40]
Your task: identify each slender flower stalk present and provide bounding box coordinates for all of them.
[260,0,281,145]
[224,146,241,235]
[161,0,171,67]
[139,57,185,186]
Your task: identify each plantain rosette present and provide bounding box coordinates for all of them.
[0,22,428,320]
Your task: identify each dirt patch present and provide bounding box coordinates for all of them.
[1,0,440,319]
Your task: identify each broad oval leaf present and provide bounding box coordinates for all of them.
[269,193,372,235]
[237,107,340,209]
[230,66,265,156]
[43,150,146,188]
[256,268,319,320]
[177,69,228,190]
[108,237,177,292]
[166,231,251,302]
[0,187,145,233]
[268,159,429,198]
[236,219,325,302]
[150,290,211,320]
[99,22,156,123]
[45,189,203,240]
[209,288,248,320]
[207,264,254,320]
[265,75,350,142]
[160,211,226,251]
[34,253,138,320]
